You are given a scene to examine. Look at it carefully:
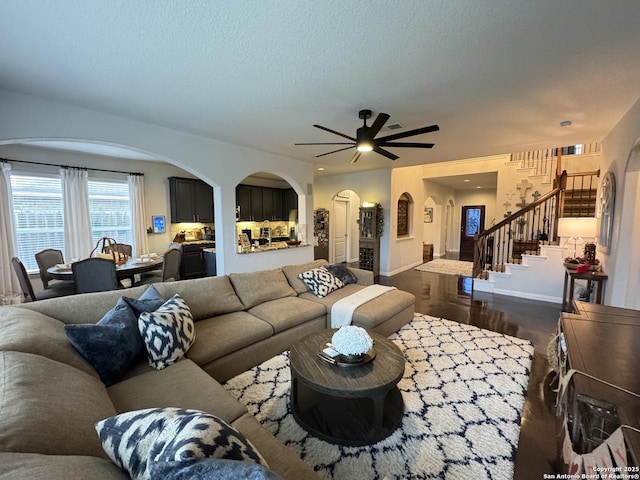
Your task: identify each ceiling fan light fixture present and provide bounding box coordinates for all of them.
[356,143,373,152]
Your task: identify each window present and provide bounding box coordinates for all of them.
[88,180,133,246]
[11,174,64,271]
[11,173,132,272]
[397,193,412,237]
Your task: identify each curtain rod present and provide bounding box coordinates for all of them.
[0,157,143,176]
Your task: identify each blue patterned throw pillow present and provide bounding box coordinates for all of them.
[65,297,143,386]
[95,408,268,480]
[298,266,344,298]
[138,294,195,370]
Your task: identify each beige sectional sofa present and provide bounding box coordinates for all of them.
[0,260,414,479]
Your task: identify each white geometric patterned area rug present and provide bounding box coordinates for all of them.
[414,259,473,277]
[224,314,534,480]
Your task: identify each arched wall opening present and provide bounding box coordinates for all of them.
[618,138,640,308]
[235,171,302,249]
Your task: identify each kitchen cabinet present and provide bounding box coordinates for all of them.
[236,185,252,221]
[284,188,298,220]
[250,186,264,221]
[236,185,296,222]
[180,242,214,279]
[169,177,214,223]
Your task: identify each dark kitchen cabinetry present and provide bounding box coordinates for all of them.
[180,242,215,279]
[236,185,252,221]
[236,185,297,222]
[284,188,298,219]
[169,177,214,223]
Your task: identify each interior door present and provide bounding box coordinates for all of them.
[459,205,485,261]
[332,199,348,263]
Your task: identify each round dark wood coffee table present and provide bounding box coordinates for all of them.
[290,329,405,446]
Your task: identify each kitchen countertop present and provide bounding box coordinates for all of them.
[237,243,309,254]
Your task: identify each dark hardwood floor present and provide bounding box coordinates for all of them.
[376,262,562,479]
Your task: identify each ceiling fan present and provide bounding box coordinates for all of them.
[295,109,439,164]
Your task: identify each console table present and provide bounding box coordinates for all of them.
[561,267,608,312]
[560,302,640,464]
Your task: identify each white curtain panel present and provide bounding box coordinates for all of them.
[0,162,22,304]
[128,174,149,257]
[60,168,93,260]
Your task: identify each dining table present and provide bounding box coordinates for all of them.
[47,256,163,286]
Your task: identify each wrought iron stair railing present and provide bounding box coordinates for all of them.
[472,171,567,278]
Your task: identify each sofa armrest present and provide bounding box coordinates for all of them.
[348,267,374,286]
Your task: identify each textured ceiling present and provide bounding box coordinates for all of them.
[1,1,640,177]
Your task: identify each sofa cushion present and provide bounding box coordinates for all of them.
[153,276,245,320]
[0,351,116,459]
[149,458,283,480]
[14,285,149,325]
[107,358,247,424]
[282,259,329,294]
[64,297,144,386]
[298,267,344,298]
[95,408,267,480]
[186,311,273,366]
[248,297,326,334]
[300,284,416,329]
[0,452,129,480]
[0,307,97,377]
[138,294,196,370]
[229,269,296,309]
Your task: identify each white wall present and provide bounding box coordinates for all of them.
[314,169,393,272]
[600,96,640,307]
[0,89,315,274]
[423,179,455,257]
[387,166,426,275]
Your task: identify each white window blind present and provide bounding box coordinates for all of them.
[11,174,133,272]
[88,179,133,247]
[11,174,64,272]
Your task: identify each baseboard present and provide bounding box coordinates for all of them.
[383,260,424,277]
[491,287,562,304]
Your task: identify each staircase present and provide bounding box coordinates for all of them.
[561,172,599,217]
[471,152,600,303]
[473,244,565,303]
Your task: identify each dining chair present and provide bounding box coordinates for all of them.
[11,257,74,302]
[161,248,182,282]
[106,243,132,256]
[72,257,119,294]
[137,248,182,285]
[35,248,69,289]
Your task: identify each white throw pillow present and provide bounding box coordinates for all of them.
[95,407,268,480]
[298,267,344,298]
[137,294,195,370]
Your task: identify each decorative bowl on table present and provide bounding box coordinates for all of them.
[331,326,374,364]
[286,240,301,246]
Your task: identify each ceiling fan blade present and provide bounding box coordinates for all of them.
[350,151,362,164]
[313,124,356,141]
[315,146,356,158]
[366,113,390,140]
[373,146,399,161]
[295,142,355,145]
[377,142,435,148]
[376,124,440,142]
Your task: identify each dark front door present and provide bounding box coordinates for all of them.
[459,205,485,261]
